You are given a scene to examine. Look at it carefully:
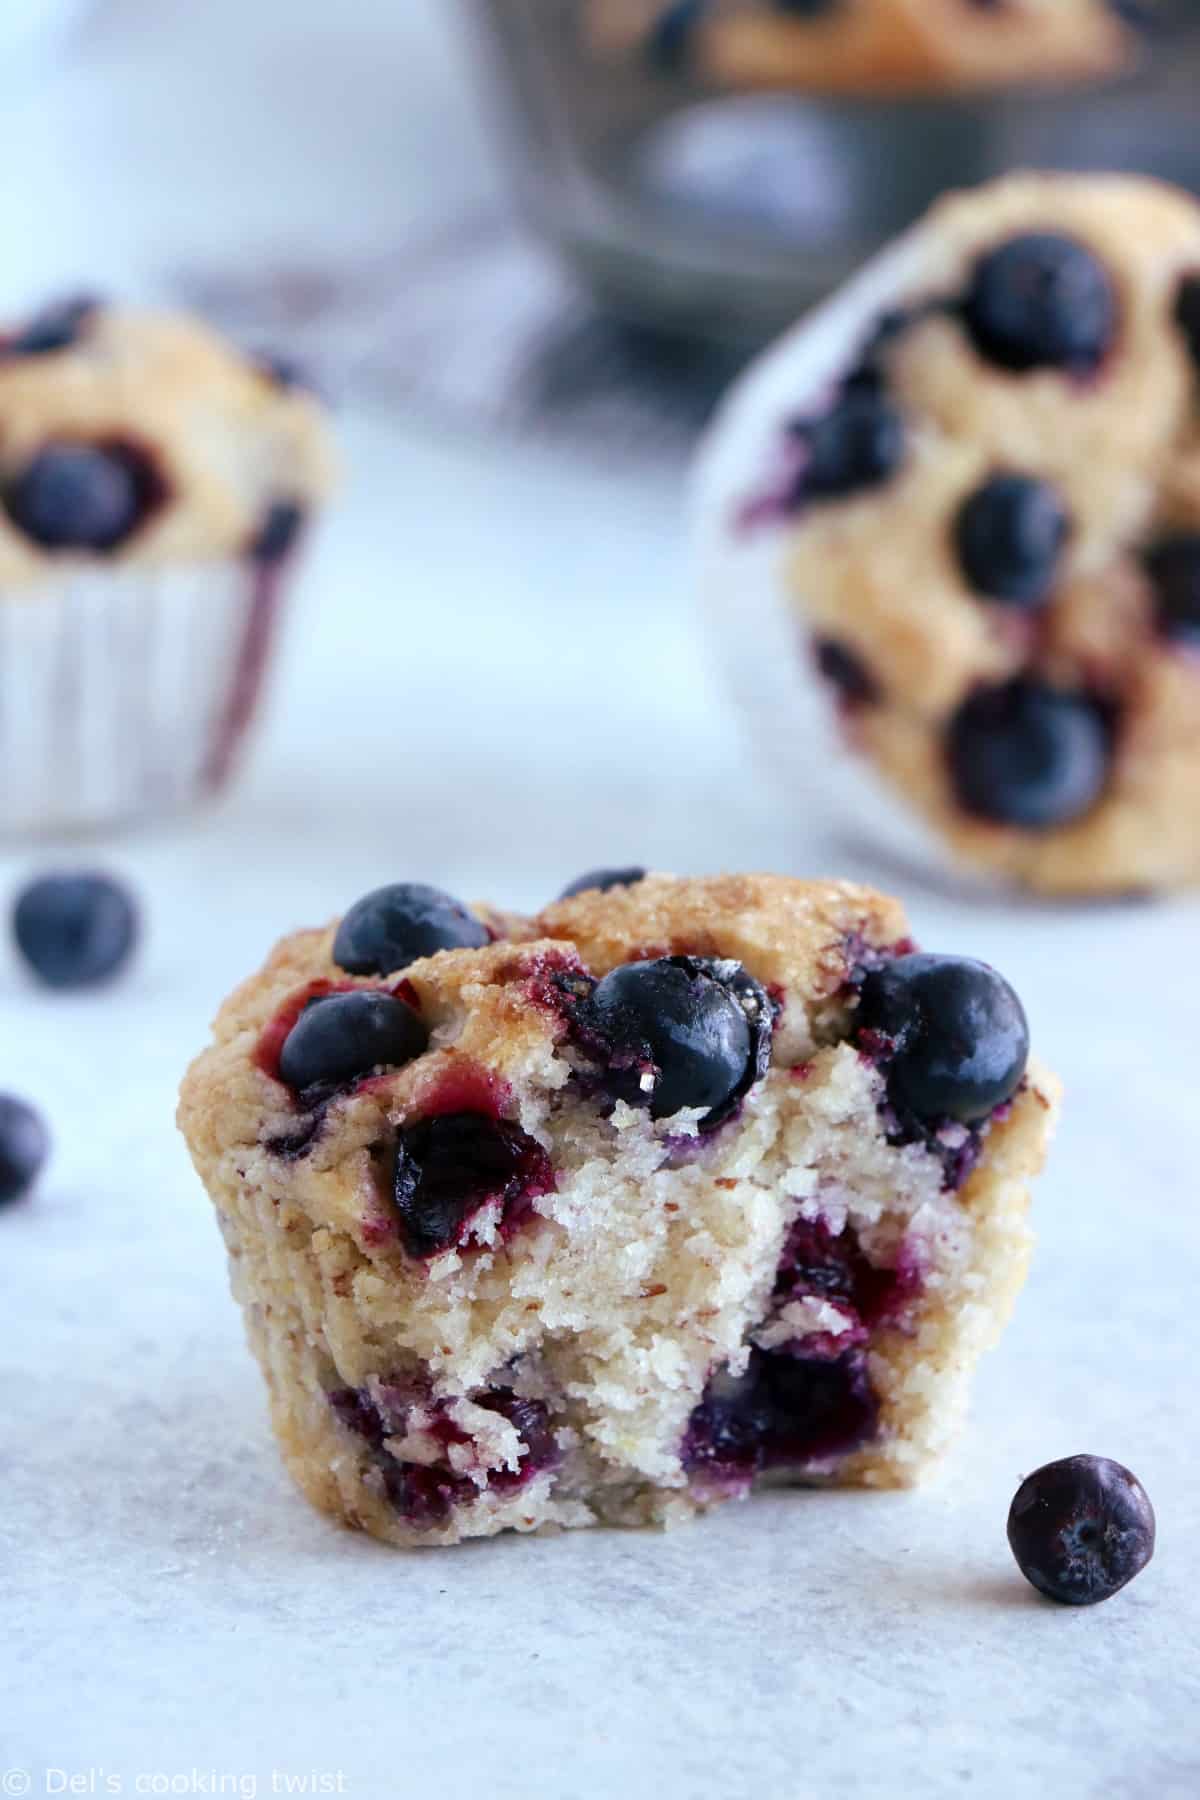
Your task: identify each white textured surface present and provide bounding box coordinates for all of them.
[3,5,1200,1798]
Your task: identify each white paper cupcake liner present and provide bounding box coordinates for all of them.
[690,223,1000,896]
[0,557,291,837]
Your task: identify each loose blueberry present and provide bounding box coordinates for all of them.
[392,1112,555,1259]
[333,882,488,977]
[0,1095,50,1206]
[1144,535,1200,646]
[1174,274,1200,368]
[857,952,1029,1125]
[559,867,647,900]
[1007,1455,1156,1606]
[964,234,1118,374]
[954,474,1069,606]
[947,680,1111,829]
[4,442,161,552]
[13,872,138,989]
[277,989,427,1093]
[582,955,770,1124]
[6,295,98,357]
[793,391,906,500]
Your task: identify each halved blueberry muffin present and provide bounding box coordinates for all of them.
[178,873,1059,1548]
[588,0,1151,95]
[751,173,1200,894]
[0,295,334,833]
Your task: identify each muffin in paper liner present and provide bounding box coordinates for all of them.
[694,173,1200,897]
[587,0,1150,97]
[178,871,1060,1548]
[0,296,334,836]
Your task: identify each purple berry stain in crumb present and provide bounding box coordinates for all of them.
[328,1381,560,1527]
[683,1347,879,1490]
[775,1215,921,1336]
[1007,1455,1156,1605]
[392,1111,556,1259]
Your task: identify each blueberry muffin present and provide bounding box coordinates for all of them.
[752,174,1200,895]
[0,295,334,834]
[179,872,1059,1548]
[589,0,1150,94]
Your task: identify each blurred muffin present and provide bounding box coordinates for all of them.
[0,296,334,836]
[751,174,1200,894]
[588,0,1151,95]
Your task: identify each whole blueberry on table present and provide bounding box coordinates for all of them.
[333,882,488,977]
[856,952,1029,1126]
[0,1095,50,1206]
[278,990,428,1093]
[1007,1455,1156,1605]
[13,872,138,989]
[559,867,647,900]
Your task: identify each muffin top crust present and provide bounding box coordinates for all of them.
[0,297,335,589]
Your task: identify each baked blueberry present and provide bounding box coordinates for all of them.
[1007,1454,1156,1605]
[814,638,879,709]
[0,1095,50,1206]
[683,1346,879,1478]
[954,474,1069,606]
[646,0,706,69]
[773,0,838,12]
[795,391,906,500]
[583,955,769,1123]
[964,233,1118,373]
[277,989,427,1093]
[393,1112,555,1259]
[947,680,1111,829]
[255,351,317,393]
[249,501,306,564]
[6,295,98,357]
[857,952,1029,1125]
[559,867,647,900]
[1174,273,1200,367]
[333,883,488,977]
[3,442,159,552]
[13,872,138,989]
[1144,535,1200,646]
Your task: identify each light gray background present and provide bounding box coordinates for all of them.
[2,6,1197,1797]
